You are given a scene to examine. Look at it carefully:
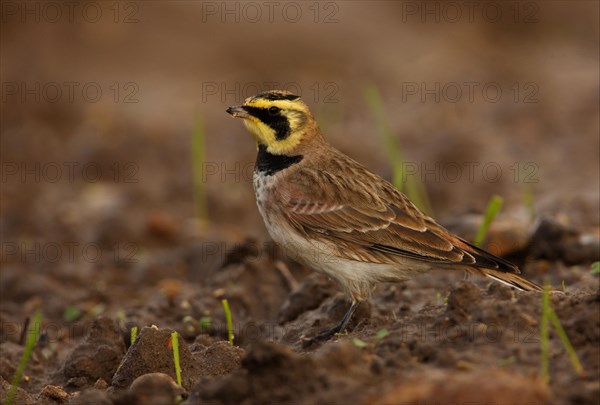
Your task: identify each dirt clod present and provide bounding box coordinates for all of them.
[63,317,126,387]
[195,341,245,377]
[38,385,68,403]
[447,282,483,320]
[111,326,200,391]
[277,274,336,324]
[129,373,185,404]
[529,217,600,264]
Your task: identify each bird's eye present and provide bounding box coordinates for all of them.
[268,106,280,114]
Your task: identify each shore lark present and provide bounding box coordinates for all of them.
[226,90,542,342]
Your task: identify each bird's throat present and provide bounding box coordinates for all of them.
[255,144,303,176]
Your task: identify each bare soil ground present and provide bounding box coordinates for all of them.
[1,2,599,404]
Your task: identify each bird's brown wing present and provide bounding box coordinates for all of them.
[277,159,519,273]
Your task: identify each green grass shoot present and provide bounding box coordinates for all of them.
[63,306,81,322]
[522,183,536,222]
[375,328,390,341]
[591,261,600,275]
[221,299,234,345]
[474,194,503,247]
[352,338,368,349]
[4,311,42,405]
[116,310,126,329]
[497,355,516,367]
[171,331,182,387]
[130,326,138,346]
[192,116,207,223]
[540,283,585,384]
[363,86,433,215]
[199,316,212,330]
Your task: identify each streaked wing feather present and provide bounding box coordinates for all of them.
[281,163,464,265]
[280,159,519,274]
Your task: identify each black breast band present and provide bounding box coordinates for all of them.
[255,144,303,176]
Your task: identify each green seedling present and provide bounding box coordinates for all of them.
[540,283,584,384]
[474,194,503,247]
[171,331,182,387]
[375,328,390,341]
[363,86,433,215]
[5,311,42,405]
[192,116,207,223]
[199,316,212,330]
[63,306,81,322]
[130,326,138,346]
[497,356,516,367]
[352,338,368,349]
[221,299,234,345]
[116,310,126,329]
[591,262,600,275]
[523,183,536,222]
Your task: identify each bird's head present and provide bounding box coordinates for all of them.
[226,90,321,155]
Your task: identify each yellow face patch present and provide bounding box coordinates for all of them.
[235,97,310,155]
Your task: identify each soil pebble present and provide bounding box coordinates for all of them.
[38,385,68,404]
[128,372,185,404]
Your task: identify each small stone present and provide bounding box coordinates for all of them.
[129,373,185,403]
[94,378,109,390]
[39,385,68,402]
[146,211,178,238]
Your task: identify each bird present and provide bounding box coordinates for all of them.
[226,89,542,343]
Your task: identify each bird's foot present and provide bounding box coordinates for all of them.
[301,324,345,348]
[301,300,360,348]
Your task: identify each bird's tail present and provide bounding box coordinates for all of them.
[477,268,543,292]
[455,237,542,292]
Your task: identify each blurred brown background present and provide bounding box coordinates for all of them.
[2,0,599,246]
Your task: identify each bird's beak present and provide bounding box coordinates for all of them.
[226,105,250,119]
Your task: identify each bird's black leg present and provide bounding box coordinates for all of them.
[303,300,360,346]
